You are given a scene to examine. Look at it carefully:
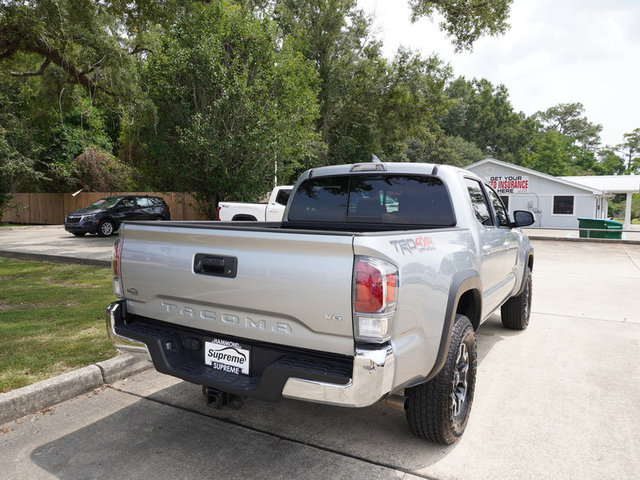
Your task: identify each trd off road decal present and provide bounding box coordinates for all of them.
[389,236,435,255]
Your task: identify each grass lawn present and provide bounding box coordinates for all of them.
[0,257,118,393]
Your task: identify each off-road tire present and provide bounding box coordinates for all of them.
[71,232,86,237]
[98,219,115,237]
[501,267,532,330]
[405,314,477,444]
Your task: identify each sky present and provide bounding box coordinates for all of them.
[358,0,640,147]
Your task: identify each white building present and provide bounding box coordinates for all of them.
[466,159,640,229]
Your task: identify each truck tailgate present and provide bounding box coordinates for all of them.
[119,223,355,356]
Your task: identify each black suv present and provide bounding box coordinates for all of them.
[65,196,171,237]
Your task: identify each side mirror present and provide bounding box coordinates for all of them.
[512,210,535,227]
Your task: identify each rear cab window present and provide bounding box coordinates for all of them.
[286,174,456,229]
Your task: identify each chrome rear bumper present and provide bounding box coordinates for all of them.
[281,345,394,408]
[106,300,395,407]
[106,301,150,358]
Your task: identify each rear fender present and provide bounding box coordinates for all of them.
[513,248,534,297]
[422,270,482,382]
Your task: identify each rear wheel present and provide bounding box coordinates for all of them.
[501,267,532,330]
[98,219,115,237]
[154,216,165,221]
[405,314,477,444]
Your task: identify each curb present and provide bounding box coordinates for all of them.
[527,236,640,245]
[0,354,152,425]
[0,225,63,230]
[0,250,110,267]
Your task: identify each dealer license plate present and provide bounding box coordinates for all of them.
[204,339,250,376]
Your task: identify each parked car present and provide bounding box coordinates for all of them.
[107,161,535,444]
[65,195,170,237]
[216,186,293,221]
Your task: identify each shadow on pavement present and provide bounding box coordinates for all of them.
[31,314,521,479]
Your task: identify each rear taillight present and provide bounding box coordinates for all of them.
[216,206,221,221]
[113,238,122,276]
[353,257,398,343]
[112,238,124,298]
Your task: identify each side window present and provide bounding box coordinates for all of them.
[464,178,493,226]
[121,198,135,208]
[275,189,291,206]
[500,195,509,211]
[136,197,153,207]
[486,186,510,227]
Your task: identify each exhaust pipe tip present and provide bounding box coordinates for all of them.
[384,394,407,411]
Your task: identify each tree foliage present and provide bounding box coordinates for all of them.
[535,102,602,150]
[0,82,44,192]
[135,1,320,216]
[0,0,178,97]
[0,0,637,223]
[618,128,640,174]
[522,130,571,177]
[441,77,536,164]
[409,0,514,51]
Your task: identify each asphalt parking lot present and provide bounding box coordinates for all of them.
[1,228,639,479]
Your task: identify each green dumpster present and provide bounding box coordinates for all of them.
[577,218,623,239]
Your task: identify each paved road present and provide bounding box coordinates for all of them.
[1,234,639,479]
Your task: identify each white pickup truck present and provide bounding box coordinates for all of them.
[107,161,535,444]
[216,185,292,221]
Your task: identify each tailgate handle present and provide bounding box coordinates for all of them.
[194,254,237,278]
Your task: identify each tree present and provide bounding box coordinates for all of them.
[535,102,602,151]
[0,0,180,98]
[441,77,536,164]
[522,130,571,176]
[0,1,170,192]
[445,135,485,166]
[274,0,374,153]
[618,128,640,174]
[399,135,484,166]
[0,74,45,193]
[274,2,457,165]
[137,1,320,216]
[596,149,625,176]
[377,50,452,159]
[534,102,610,175]
[409,0,514,51]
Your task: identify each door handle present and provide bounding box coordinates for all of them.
[194,254,237,278]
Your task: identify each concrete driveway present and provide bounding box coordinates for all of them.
[0,225,115,265]
[1,237,639,479]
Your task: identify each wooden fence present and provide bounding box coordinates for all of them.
[1,192,208,224]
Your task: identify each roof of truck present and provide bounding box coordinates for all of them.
[305,162,454,179]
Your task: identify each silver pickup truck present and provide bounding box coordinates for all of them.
[107,161,534,444]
